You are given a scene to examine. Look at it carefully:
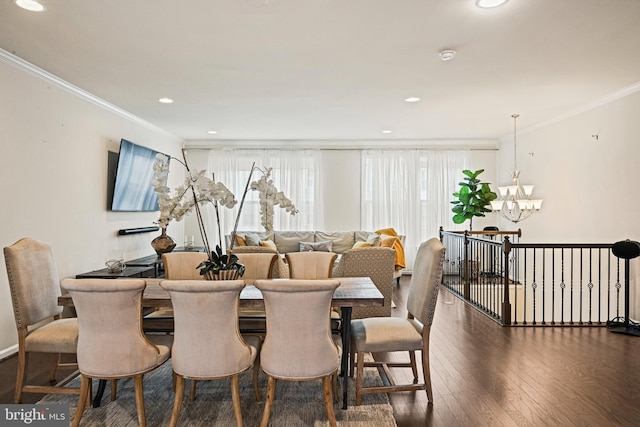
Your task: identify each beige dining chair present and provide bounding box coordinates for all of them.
[61,278,172,427]
[234,252,277,334]
[285,251,338,279]
[254,279,341,427]
[230,245,289,278]
[143,252,209,333]
[160,279,262,427]
[3,237,81,403]
[350,238,445,405]
[234,252,277,282]
[162,252,208,280]
[333,246,396,319]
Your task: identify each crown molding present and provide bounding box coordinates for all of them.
[500,80,640,140]
[0,48,179,139]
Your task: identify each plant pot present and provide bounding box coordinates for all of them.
[206,270,241,280]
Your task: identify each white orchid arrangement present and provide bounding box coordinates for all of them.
[250,166,298,233]
[151,153,237,248]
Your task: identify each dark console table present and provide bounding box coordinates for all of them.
[76,247,206,280]
[75,265,155,279]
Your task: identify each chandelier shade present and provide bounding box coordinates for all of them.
[492,114,543,223]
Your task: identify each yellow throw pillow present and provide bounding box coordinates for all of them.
[235,235,247,246]
[380,235,399,248]
[353,241,373,249]
[260,239,278,251]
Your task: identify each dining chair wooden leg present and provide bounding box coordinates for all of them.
[409,350,418,382]
[260,376,277,427]
[133,374,147,427]
[169,374,185,427]
[14,347,27,403]
[231,374,243,427]
[110,379,117,401]
[355,350,365,406]
[252,361,261,402]
[189,379,197,401]
[49,353,60,382]
[71,375,91,427]
[422,331,433,402]
[323,375,337,427]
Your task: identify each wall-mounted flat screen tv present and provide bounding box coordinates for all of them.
[110,139,167,212]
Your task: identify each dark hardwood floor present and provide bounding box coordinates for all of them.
[381,276,640,427]
[2,275,639,426]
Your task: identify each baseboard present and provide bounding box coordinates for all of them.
[0,344,18,362]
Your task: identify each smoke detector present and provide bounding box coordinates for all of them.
[439,49,456,61]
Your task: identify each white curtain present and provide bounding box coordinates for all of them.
[202,149,322,250]
[361,150,470,270]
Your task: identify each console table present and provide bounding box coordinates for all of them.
[75,247,205,279]
[75,265,155,279]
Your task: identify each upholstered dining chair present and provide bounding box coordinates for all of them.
[350,237,445,405]
[61,278,172,427]
[162,252,208,280]
[333,246,396,319]
[233,252,277,334]
[234,252,277,282]
[143,252,209,333]
[230,245,289,278]
[160,279,262,427]
[285,251,338,279]
[3,237,81,403]
[254,279,341,427]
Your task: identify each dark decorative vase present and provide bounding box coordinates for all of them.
[151,227,176,257]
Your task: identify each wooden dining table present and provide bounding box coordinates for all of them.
[58,276,384,410]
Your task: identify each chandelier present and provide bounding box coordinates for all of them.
[491,114,543,223]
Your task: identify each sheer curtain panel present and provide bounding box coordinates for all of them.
[361,150,470,269]
[205,150,322,250]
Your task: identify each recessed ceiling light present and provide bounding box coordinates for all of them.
[439,49,456,61]
[381,130,392,134]
[475,0,509,8]
[15,0,45,12]
[404,97,421,103]
[207,130,218,135]
[158,97,174,104]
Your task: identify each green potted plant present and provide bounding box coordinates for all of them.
[197,244,245,280]
[451,169,497,231]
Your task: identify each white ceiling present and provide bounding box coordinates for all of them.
[2,0,640,144]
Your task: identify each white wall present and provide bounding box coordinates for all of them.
[494,91,640,318]
[0,58,184,355]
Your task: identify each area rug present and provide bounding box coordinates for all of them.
[39,360,397,426]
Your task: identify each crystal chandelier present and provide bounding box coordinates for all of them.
[491,114,543,223]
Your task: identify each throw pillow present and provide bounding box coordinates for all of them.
[366,233,381,246]
[380,235,399,248]
[234,234,247,246]
[353,241,373,249]
[260,239,278,251]
[299,241,333,252]
[245,232,261,246]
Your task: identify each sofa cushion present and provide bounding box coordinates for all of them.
[275,231,315,253]
[260,239,278,251]
[353,241,373,249]
[315,231,354,254]
[300,241,333,252]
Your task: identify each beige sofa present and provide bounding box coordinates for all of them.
[227,230,386,254]
[226,230,406,282]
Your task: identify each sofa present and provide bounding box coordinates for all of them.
[226,230,406,282]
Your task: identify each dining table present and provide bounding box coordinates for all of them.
[58,276,384,410]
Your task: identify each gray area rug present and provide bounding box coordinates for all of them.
[40,360,397,426]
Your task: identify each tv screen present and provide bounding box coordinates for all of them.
[110,139,167,212]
